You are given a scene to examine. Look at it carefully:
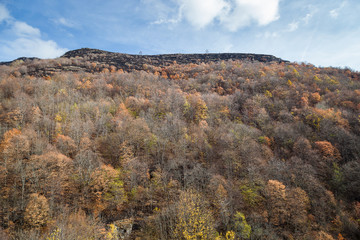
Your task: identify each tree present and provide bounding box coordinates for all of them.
[174,190,216,239]
[26,151,74,211]
[342,161,360,201]
[265,180,288,226]
[0,128,30,213]
[24,194,50,229]
[54,134,76,157]
[183,93,209,124]
[286,187,310,230]
[88,165,127,216]
[233,212,251,239]
[47,210,105,240]
[315,141,341,162]
[73,136,100,186]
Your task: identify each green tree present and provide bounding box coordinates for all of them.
[233,212,251,239]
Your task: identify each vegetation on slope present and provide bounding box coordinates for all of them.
[0,54,359,239]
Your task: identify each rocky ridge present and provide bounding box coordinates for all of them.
[0,48,289,76]
[62,48,288,69]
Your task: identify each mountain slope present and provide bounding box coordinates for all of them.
[0,48,359,239]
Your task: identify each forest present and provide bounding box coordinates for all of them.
[0,53,359,239]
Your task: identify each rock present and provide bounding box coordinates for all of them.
[112,218,133,239]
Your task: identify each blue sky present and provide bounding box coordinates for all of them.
[0,0,359,70]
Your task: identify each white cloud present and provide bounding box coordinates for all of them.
[54,17,76,28]
[207,0,280,31]
[152,17,181,25]
[329,1,346,19]
[12,21,41,37]
[179,0,229,28]
[1,38,68,59]
[258,31,278,39]
[228,0,280,26]
[155,0,280,31]
[302,14,311,24]
[0,4,10,23]
[302,12,314,24]
[0,5,67,60]
[287,21,299,32]
[329,9,339,19]
[151,6,183,25]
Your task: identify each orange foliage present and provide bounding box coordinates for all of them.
[312,107,349,129]
[0,128,21,149]
[24,194,50,228]
[28,151,74,198]
[161,71,168,79]
[109,65,117,73]
[341,101,356,109]
[337,233,345,240]
[0,128,29,160]
[315,141,341,161]
[310,92,321,104]
[265,180,287,226]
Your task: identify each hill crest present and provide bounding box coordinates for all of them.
[0,48,289,76]
[61,48,288,66]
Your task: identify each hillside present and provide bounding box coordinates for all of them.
[1,48,288,77]
[0,49,359,239]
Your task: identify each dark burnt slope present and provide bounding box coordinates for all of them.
[62,48,288,70]
[1,48,289,77]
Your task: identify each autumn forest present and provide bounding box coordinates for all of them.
[0,50,359,239]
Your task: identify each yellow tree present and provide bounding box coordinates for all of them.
[183,93,208,124]
[174,190,216,239]
[233,212,251,239]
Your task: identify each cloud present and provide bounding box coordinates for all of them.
[0,4,10,23]
[302,11,314,25]
[54,17,76,28]
[329,1,346,19]
[151,7,183,25]
[257,31,278,39]
[287,21,299,32]
[219,0,280,31]
[329,9,339,18]
[0,5,67,60]
[155,0,280,31]
[179,0,229,28]
[1,38,68,59]
[12,21,41,37]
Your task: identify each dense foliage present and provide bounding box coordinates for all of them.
[0,56,359,239]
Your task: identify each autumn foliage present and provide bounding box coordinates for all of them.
[0,55,359,239]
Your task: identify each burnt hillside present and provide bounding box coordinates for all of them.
[61,48,287,67]
[0,48,288,77]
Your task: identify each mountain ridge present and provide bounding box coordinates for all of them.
[61,48,288,65]
[1,48,288,68]
[0,48,290,77]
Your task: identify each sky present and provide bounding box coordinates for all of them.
[0,0,359,70]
